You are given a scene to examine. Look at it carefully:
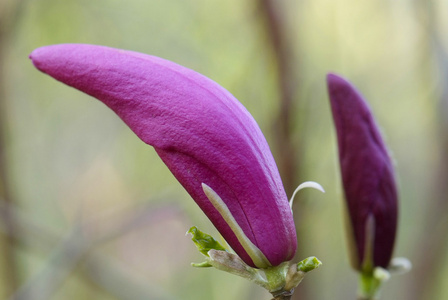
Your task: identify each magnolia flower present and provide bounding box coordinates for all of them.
[326,73,398,272]
[30,44,297,268]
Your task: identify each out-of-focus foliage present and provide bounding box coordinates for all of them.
[1,0,447,299]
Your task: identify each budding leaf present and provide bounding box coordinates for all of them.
[191,261,212,268]
[188,226,227,257]
[297,256,322,273]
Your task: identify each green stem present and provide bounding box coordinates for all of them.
[264,263,289,292]
[358,271,381,300]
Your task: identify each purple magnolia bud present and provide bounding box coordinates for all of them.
[30,44,297,268]
[326,73,398,271]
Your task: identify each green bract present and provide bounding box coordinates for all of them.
[187,226,227,257]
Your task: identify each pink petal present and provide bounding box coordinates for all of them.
[30,44,297,267]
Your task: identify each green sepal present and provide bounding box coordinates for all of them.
[187,226,323,299]
[358,267,390,299]
[187,226,227,257]
[297,256,322,273]
[191,261,212,268]
[283,256,322,291]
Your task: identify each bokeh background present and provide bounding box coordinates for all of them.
[1,0,447,299]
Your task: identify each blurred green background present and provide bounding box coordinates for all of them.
[1,0,447,299]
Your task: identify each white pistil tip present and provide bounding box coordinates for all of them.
[289,181,325,210]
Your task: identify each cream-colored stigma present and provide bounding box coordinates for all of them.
[289,181,325,211]
[201,183,272,269]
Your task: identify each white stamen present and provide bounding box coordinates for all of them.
[202,183,272,269]
[374,267,391,282]
[289,181,325,210]
[388,257,412,275]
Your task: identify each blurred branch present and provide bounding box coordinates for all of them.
[257,1,311,300]
[409,0,448,299]
[0,0,27,296]
[0,199,179,300]
[84,251,180,300]
[257,0,299,195]
[9,225,90,300]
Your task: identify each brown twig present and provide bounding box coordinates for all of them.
[0,2,39,296]
[258,0,298,195]
[408,1,448,299]
[357,297,377,300]
[0,1,23,294]
[271,289,294,300]
[257,1,309,299]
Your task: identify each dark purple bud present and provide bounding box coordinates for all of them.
[327,73,398,271]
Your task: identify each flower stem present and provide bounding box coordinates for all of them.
[358,270,384,300]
